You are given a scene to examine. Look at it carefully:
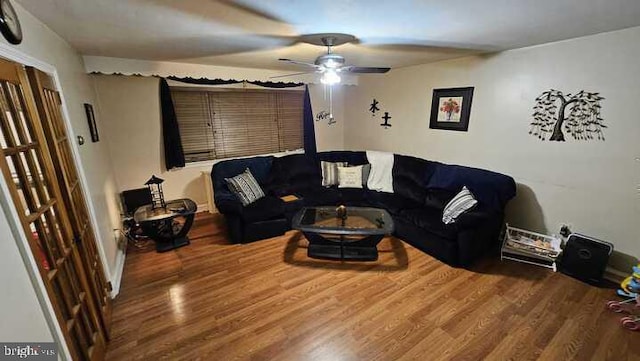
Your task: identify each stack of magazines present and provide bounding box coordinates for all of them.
[501,224,562,271]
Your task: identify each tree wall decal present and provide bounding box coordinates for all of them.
[530,89,606,141]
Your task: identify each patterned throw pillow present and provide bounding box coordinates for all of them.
[361,163,371,187]
[442,186,478,224]
[337,165,363,188]
[321,161,347,187]
[225,168,265,206]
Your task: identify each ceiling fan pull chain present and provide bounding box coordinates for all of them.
[329,84,334,121]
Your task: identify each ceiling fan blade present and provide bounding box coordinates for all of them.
[343,66,391,74]
[269,72,315,79]
[278,58,321,69]
[358,37,499,52]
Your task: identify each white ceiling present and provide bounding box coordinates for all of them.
[17,0,640,71]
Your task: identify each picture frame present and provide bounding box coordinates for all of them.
[429,87,474,132]
[84,103,99,142]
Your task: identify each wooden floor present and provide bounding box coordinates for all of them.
[106,213,639,361]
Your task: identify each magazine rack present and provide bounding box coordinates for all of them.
[501,224,562,271]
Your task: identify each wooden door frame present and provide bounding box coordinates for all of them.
[0,43,113,361]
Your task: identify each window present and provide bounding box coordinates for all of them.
[171,88,304,163]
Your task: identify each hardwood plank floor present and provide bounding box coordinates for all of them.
[106,213,639,361]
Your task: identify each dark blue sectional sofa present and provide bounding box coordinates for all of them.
[211,151,516,267]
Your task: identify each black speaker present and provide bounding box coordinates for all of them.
[121,188,152,216]
[559,233,613,285]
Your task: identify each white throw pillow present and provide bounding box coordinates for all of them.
[442,186,478,224]
[337,165,363,189]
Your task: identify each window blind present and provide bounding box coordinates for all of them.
[171,90,215,162]
[171,89,304,163]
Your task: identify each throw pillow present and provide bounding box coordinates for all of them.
[347,163,371,187]
[337,165,363,188]
[225,168,265,206]
[321,161,347,187]
[361,163,371,187]
[442,186,478,224]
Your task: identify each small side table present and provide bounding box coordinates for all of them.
[134,198,197,252]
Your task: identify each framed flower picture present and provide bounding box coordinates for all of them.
[429,87,474,131]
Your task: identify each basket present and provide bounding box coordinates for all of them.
[501,224,562,271]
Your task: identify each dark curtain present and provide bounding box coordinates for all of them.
[303,85,317,159]
[89,72,305,88]
[160,78,185,170]
[167,76,303,88]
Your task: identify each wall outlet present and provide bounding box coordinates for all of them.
[559,224,572,237]
[113,229,126,250]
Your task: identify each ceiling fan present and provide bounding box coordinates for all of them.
[274,33,391,85]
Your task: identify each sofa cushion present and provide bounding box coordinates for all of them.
[399,208,458,240]
[394,218,459,265]
[368,191,422,215]
[298,187,341,206]
[270,154,321,191]
[338,188,368,205]
[225,168,265,206]
[393,155,430,204]
[454,206,496,229]
[239,196,285,223]
[426,163,516,211]
[424,188,456,210]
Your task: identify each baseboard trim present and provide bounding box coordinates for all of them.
[197,203,209,213]
[110,249,126,298]
[197,203,219,214]
[604,266,628,284]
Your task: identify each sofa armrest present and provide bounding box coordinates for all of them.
[452,208,494,229]
[215,198,243,216]
[456,212,504,267]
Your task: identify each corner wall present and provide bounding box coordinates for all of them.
[344,26,640,259]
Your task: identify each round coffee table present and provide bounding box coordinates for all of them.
[134,198,197,252]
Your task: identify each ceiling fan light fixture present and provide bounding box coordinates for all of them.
[324,58,339,68]
[321,69,340,85]
[315,54,345,68]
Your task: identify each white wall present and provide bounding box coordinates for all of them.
[91,72,345,206]
[0,205,53,343]
[344,27,640,260]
